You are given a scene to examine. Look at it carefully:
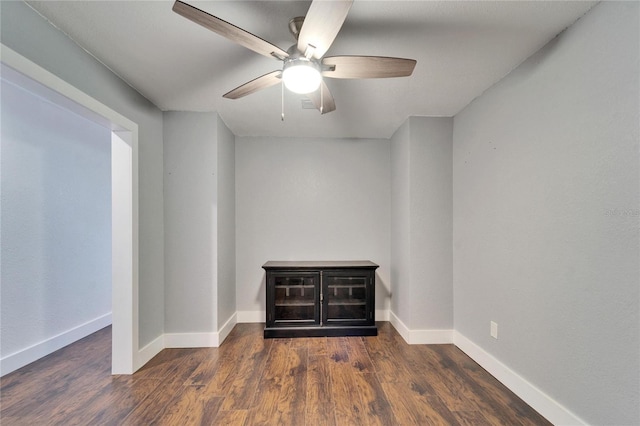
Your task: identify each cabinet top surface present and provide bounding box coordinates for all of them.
[262,260,379,270]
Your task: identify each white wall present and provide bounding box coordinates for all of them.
[1,73,111,362]
[452,2,639,424]
[390,121,411,318]
[1,1,165,348]
[235,137,391,318]
[408,117,453,331]
[216,116,236,328]
[163,112,236,339]
[164,112,218,333]
[390,117,453,337]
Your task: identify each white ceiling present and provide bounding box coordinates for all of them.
[26,0,597,139]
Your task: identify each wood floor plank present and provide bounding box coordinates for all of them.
[290,336,311,349]
[220,335,272,410]
[344,336,374,373]
[453,409,494,425]
[154,385,224,425]
[119,378,181,424]
[308,336,328,356]
[390,340,473,411]
[212,409,249,426]
[363,332,415,384]
[85,377,163,425]
[197,334,253,396]
[330,362,370,426]
[29,374,114,425]
[351,372,396,425]
[380,381,459,425]
[273,347,308,425]
[0,326,111,413]
[243,339,292,425]
[326,336,349,364]
[0,323,552,426]
[306,355,336,426]
[121,348,210,425]
[183,350,221,386]
[185,323,256,386]
[0,351,112,423]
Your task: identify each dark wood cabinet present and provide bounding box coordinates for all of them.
[263,261,378,338]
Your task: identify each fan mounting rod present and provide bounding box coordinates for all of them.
[288,17,305,40]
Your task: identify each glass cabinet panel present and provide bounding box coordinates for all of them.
[324,273,370,323]
[271,273,320,325]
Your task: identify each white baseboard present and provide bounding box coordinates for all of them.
[237,310,265,323]
[410,328,454,344]
[164,332,219,348]
[134,333,164,372]
[164,314,238,349]
[217,312,237,345]
[1,313,112,377]
[389,310,411,342]
[133,313,237,368]
[453,331,586,425]
[388,311,453,344]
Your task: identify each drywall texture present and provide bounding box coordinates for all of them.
[408,117,453,330]
[390,117,453,330]
[216,116,236,327]
[1,1,165,347]
[235,137,391,315]
[452,2,639,424]
[1,76,111,358]
[390,120,411,318]
[163,112,218,333]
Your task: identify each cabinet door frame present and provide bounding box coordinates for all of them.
[266,271,321,328]
[321,269,374,327]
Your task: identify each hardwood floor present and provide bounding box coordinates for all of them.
[0,322,550,425]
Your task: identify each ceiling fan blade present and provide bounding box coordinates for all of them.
[306,81,336,114]
[322,56,417,79]
[297,0,353,60]
[223,70,282,99]
[173,1,288,60]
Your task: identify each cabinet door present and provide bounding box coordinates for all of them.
[322,270,373,326]
[267,272,320,327]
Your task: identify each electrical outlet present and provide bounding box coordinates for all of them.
[490,321,498,339]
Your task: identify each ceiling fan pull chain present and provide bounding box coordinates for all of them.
[320,83,324,114]
[281,80,285,121]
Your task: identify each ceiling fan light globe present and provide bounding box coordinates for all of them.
[282,60,321,94]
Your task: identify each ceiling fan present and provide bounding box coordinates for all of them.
[172,0,417,115]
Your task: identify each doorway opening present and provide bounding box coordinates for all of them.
[1,45,139,374]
